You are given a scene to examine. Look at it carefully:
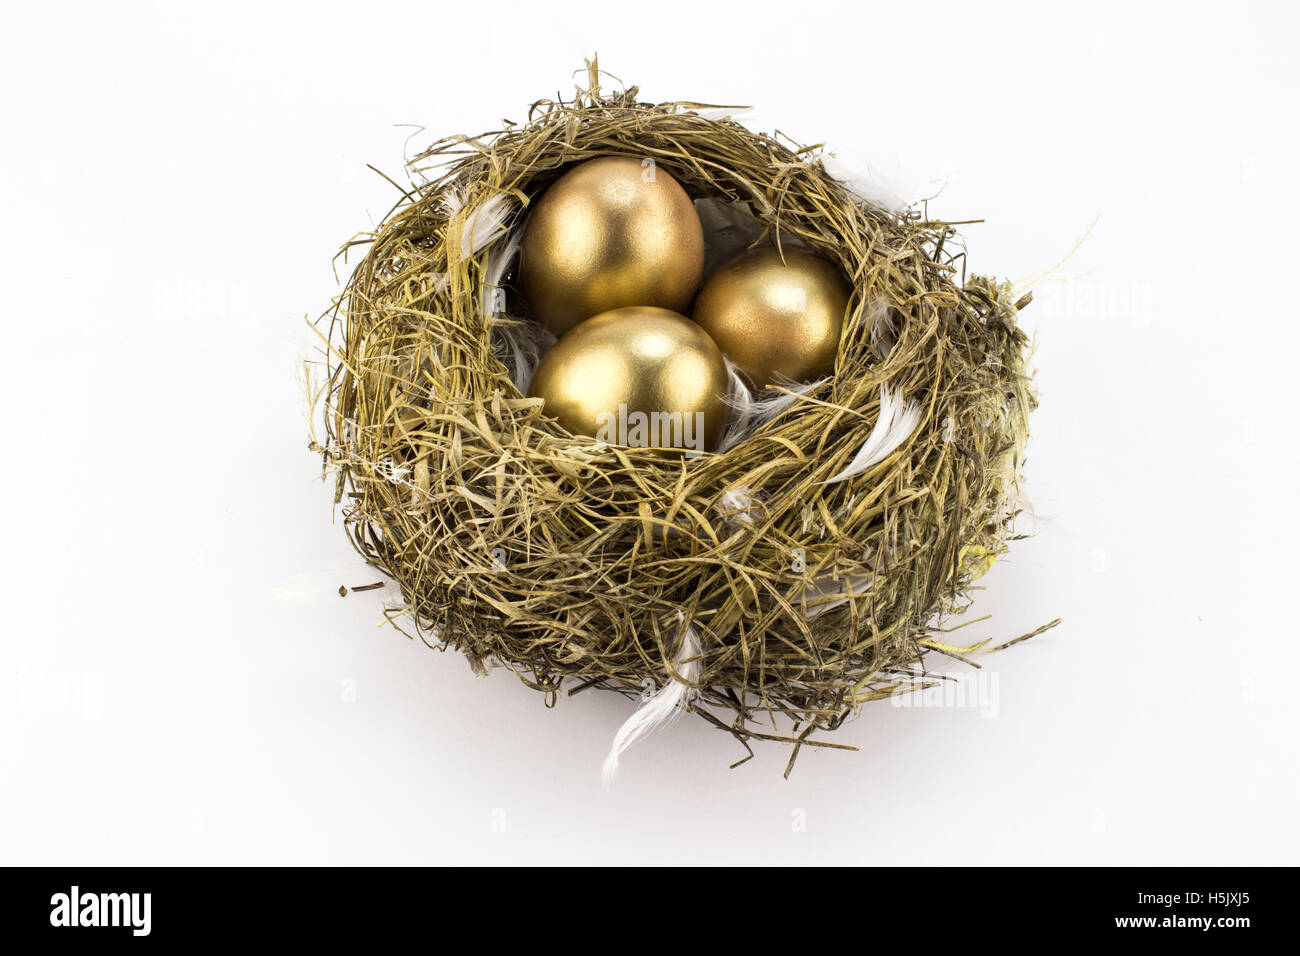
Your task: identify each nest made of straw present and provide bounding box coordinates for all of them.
[316,65,1049,768]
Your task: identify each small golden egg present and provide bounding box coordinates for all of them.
[691,247,851,387]
[528,306,728,452]
[520,156,705,337]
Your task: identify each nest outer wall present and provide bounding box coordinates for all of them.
[318,65,1044,764]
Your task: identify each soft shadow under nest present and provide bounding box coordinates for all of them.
[316,70,1051,770]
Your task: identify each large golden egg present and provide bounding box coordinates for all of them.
[520,156,705,337]
[692,247,851,387]
[528,307,728,452]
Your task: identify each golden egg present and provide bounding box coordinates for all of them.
[528,307,728,452]
[520,156,705,337]
[692,247,851,387]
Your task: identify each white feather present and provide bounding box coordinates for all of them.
[601,614,701,785]
[688,106,753,122]
[463,193,515,259]
[821,151,915,216]
[493,318,554,395]
[719,362,829,451]
[442,189,517,263]
[481,216,525,318]
[866,299,896,358]
[823,385,923,484]
[717,485,757,528]
[439,187,465,219]
[478,215,556,393]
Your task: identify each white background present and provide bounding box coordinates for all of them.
[2,0,1297,865]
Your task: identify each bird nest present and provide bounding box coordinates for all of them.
[314,64,1051,773]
